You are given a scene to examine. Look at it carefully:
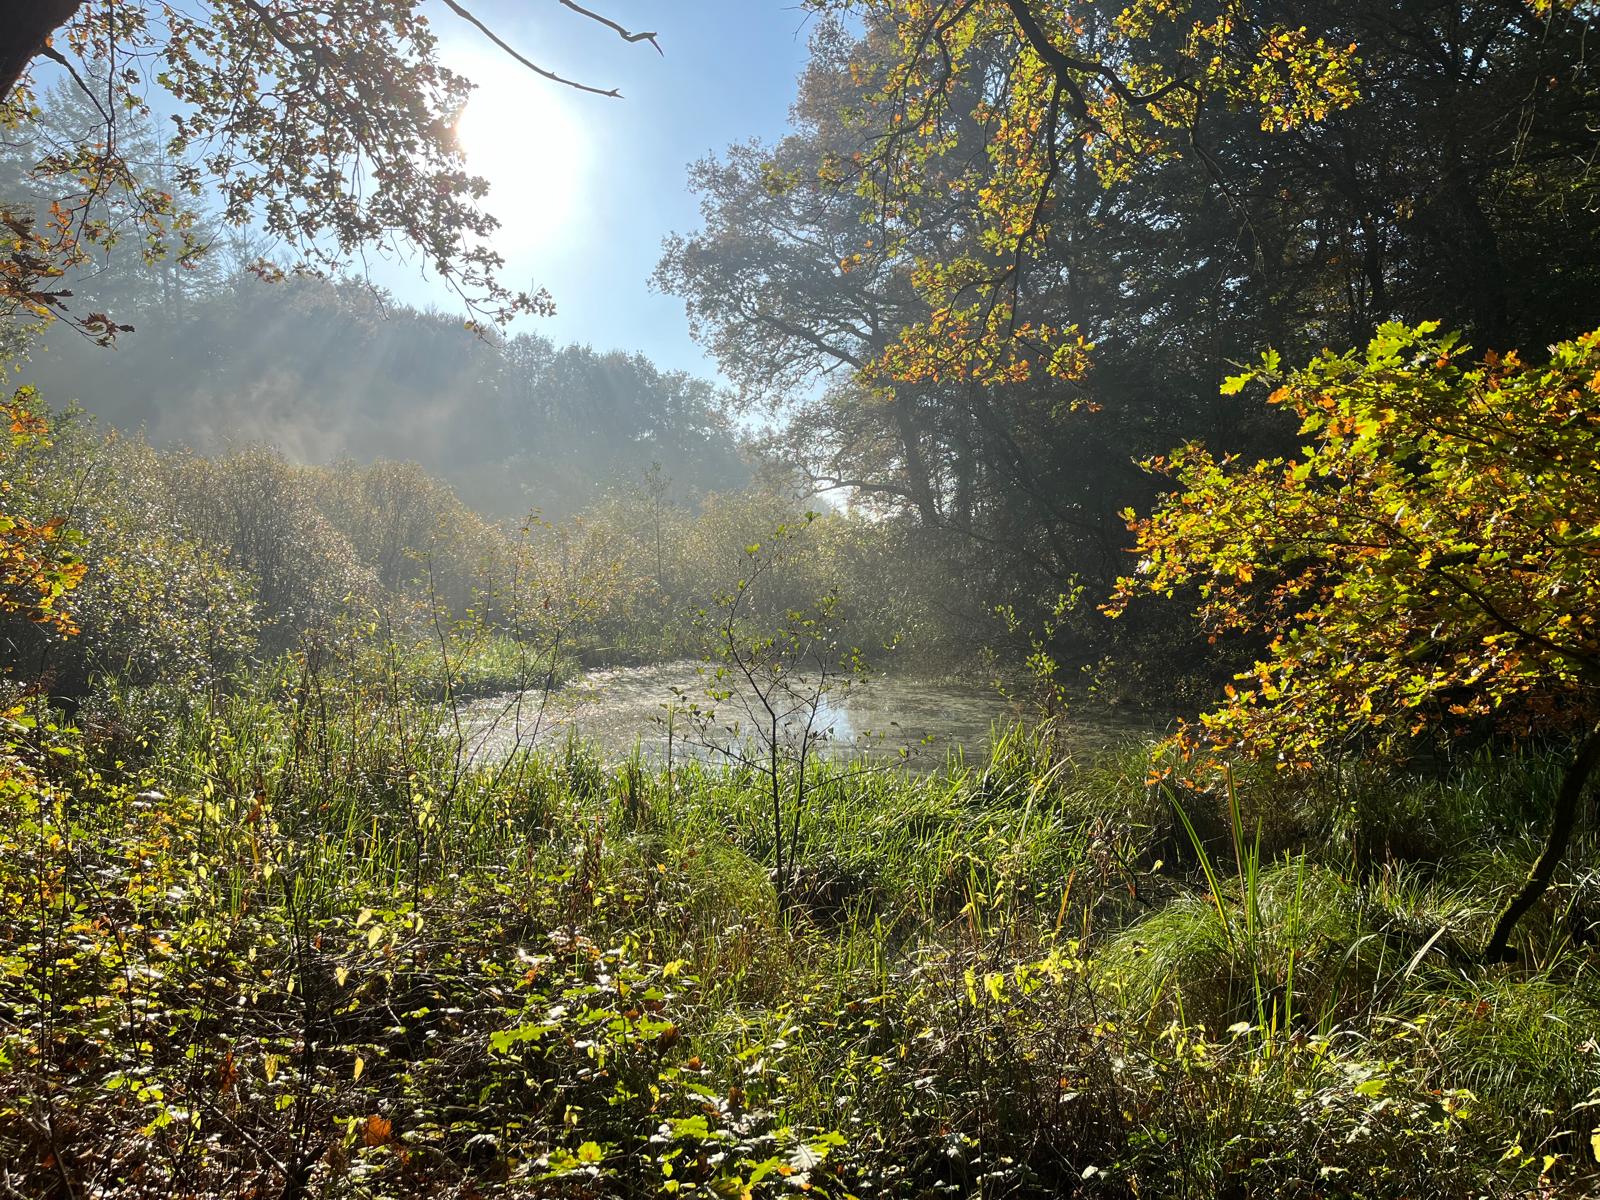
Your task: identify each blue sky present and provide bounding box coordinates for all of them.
[374,1,819,380]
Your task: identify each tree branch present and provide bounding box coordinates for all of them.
[558,1,662,55]
[1484,726,1600,961]
[439,0,626,98]
[0,0,85,104]
[36,44,108,124]
[998,0,1191,114]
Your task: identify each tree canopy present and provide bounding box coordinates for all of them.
[812,0,1600,349]
[662,0,1600,676]
[0,0,659,335]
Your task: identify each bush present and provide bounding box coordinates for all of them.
[1,413,256,700]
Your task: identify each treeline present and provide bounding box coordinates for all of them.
[20,276,749,522]
[0,403,949,708]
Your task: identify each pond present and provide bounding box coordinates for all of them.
[457,659,1151,767]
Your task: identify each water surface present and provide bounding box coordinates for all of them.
[459,660,1148,767]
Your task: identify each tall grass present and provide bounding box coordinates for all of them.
[3,672,1597,1197]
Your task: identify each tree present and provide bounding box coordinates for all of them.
[0,76,232,323]
[817,1,1600,342]
[657,19,1125,581]
[691,517,866,912]
[1109,321,1600,961]
[0,0,661,334]
[798,0,1359,367]
[774,0,1600,426]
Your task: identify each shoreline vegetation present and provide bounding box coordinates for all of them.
[4,672,1597,1198]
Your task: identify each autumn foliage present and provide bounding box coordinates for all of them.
[0,389,82,634]
[1112,322,1600,955]
[823,0,1364,386]
[1114,322,1600,753]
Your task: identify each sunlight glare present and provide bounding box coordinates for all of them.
[454,58,592,251]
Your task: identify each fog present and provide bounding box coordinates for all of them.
[22,272,750,521]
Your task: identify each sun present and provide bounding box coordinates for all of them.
[453,59,591,251]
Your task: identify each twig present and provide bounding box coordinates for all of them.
[440,0,626,97]
[36,45,110,125]
[558,0,662,54]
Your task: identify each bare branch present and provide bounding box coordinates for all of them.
[438,0,626,98]
[36,44,109,125]
[558,0,662,55]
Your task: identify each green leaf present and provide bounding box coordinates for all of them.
[489,1022,557,1053]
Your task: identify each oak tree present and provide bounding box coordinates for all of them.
[0,0,661,336]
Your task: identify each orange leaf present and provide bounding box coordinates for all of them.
[364,1115,393,1147]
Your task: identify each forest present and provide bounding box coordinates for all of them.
[3,1,1600,1196]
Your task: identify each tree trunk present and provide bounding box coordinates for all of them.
[0,3,85,103]
[1483,728,1600,963]
[891,390,940,528]
[951,402,976,531]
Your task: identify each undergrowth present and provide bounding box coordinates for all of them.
[1,672,1596,1198]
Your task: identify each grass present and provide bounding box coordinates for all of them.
[2,669,1598,1197]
